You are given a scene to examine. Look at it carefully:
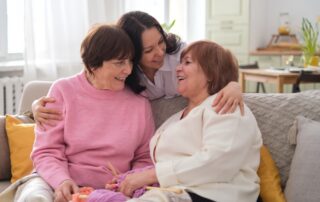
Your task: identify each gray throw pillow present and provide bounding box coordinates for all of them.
[284,116,320,202]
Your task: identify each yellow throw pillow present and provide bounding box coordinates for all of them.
[258,145,286,202]
[5,115,35,183]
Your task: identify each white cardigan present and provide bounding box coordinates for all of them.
[150,95,262,202]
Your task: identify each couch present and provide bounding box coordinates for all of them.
[1,81,320,201]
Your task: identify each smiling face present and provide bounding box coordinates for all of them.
[140,27,166,71]
[89,59,132,91]
[176,52,209,99]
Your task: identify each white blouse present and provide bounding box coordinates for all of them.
[149,95,262,202]
[138,43,186,100]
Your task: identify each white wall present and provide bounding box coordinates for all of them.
[250,0,320,51]
[249,0,268,51]
[87,0,124,26]
[186,0,206,42]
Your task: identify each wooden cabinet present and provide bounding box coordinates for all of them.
[206,0,249,24]
[205,0,249,65]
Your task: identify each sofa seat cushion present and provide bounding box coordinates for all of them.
[0,181,11,193]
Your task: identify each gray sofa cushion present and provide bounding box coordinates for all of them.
[151,96,187,129]
[244,90,320,187]
[284,116,320,202]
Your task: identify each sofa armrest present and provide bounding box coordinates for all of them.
[18,81,52,114]
[0,115,11,181]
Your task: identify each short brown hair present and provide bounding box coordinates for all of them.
[80,24,134,74]
[180,41,239,95]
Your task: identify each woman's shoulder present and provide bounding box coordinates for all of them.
[50,73,81,90]
[124,88,150,104]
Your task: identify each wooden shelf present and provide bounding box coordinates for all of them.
[250,50,302,56]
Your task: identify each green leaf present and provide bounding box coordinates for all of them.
[301,17,319,64]
[161,20,176,32]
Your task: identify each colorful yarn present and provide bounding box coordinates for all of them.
[110,165,159,198]
[87,166,159,201]
[87,189,127,202]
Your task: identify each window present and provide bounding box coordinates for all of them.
[123,0,187,41]
[0,0,24,61]
[124,0,167,24]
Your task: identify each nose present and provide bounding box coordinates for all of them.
[176,63,182,72]
[156,45,165,57]
[123,61,133,75]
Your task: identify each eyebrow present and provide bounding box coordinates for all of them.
[143,36,164,50]
[183,55,192,60]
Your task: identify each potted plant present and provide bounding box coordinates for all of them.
[301,18,319,67]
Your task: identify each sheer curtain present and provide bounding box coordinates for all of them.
[24,0,89,81]
[23,0,198,81]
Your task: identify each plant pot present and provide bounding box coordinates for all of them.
[303,54,319,67]
[310,56,319,66]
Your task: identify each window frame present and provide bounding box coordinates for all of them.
[0,0,23,62]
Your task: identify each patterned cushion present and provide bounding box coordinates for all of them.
[244,90,320,187]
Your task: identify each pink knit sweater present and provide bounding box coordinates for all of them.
[32,72,155,189]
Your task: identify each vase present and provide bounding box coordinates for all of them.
[303,54,319,67]
[310,56,319,67]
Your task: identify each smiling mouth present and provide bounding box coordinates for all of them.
[115,76,126,82]
[177,76,185,81]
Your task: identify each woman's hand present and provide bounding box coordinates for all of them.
[32,96,62,128]
[116,168,158,197]
[213,81,244,115]
[54,179,79,202]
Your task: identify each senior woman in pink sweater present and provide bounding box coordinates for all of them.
[12,25,155,202]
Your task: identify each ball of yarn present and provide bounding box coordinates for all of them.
[87,189,127,202]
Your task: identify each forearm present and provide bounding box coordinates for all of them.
[145,168,158,185]
[32,125,70,189]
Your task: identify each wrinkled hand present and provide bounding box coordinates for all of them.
[32,96,62,129]
[213,81,244,115]
[54,179,79,202]
[116,169,157,197]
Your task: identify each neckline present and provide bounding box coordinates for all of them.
[78,71,127,99]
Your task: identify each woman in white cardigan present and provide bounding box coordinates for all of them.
[115,41,263,202]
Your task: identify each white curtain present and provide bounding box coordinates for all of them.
[24,0,194,81]
[24,0,89,81]
[23,0,126,82]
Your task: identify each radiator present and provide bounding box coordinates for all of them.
[0,77,24,115]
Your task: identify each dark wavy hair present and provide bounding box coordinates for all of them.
[80,24,143,94]
[117,11,182,89]
[181,41,239,95]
